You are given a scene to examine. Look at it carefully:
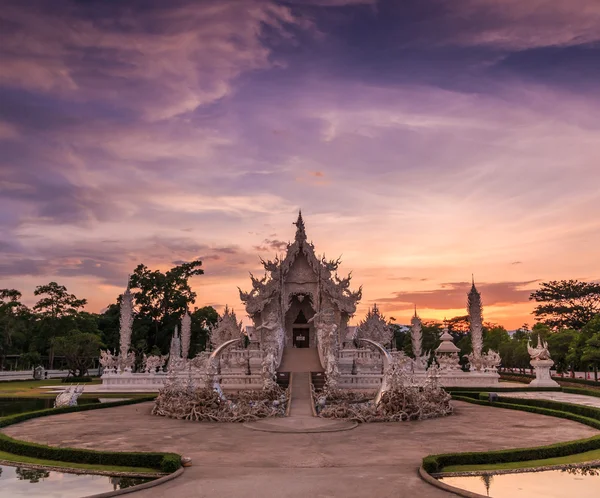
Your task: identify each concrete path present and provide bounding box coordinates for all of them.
[3,401,597,498]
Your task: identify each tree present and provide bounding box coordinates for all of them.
[530,280,600,330]
[546,329,577,374]
[0,289,29,369]
[191,306,218,355]
[54,332,104,377]
[582,333,600,382]
[483,326,510,352]
[446,315,470,334]
[129,261,204,353]
[33,282,87,369]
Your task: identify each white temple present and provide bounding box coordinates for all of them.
[100,211,500,391]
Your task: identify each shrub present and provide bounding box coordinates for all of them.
[161,454,181,473]
[0,396,181,473]
[424,395,600,473]
[61,376,93,383]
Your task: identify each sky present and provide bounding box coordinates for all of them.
[1,0,599,329]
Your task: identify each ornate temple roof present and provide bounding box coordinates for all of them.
[239,211,362,316]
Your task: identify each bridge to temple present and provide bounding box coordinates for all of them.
[278,348,323,418]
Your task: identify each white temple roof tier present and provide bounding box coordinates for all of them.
[239,211,362,317]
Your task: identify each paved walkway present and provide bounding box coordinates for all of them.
[503,391,600,408]
[3,401,597,498]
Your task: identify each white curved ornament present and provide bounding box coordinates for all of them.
[357,338,392,406]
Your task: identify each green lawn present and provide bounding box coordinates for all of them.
[0,379,151,399]
[442,448,600,473]
[0,450,160,474]
[0,379,101,398]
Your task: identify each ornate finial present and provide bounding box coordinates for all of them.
[414,304,417,317]
[293,209,306,243]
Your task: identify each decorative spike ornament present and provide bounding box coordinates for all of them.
[119,282,134,360]
[181,311,192,360]
[410,305,423,360]
[468,277,483,362]
[293,209,307,244]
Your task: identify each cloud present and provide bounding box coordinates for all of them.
[375,280,540,310]
[0,0,308,120]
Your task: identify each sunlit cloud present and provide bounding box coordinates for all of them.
[1,0,599,330]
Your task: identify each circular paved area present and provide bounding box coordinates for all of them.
[3,401,597,498]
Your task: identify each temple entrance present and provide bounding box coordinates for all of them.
[293,328,309,348]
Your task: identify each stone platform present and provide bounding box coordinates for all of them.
[3,400,597,498]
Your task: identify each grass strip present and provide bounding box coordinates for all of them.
[0,396,181,473]
[442,448,600,472]
[0,450,158,474]
[423,395,600,474]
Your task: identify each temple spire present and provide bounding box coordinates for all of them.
[413,304,417,318]
[293,209,307,244]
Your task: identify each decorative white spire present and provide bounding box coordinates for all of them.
[293,209,307,244]
[181,311,191,359]
[119,281,134,359]
[410,305,422,358]
[468,276,483,360]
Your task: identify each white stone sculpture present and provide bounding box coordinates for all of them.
[181,311,191,360]
[410,306,428,370]
[119,351,136,372]
[210,306,244,350]
[142,354,168,374]
[467,277,484,370]
[54,385,84,408]
[261,350,278,390]
[119,282,134,361]
[528,334,559,387]
[168,326,183,371]
[99,349,117,373]
[435,327,462,372]
[357,304,393,347]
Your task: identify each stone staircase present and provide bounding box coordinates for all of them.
[278,348,323,373]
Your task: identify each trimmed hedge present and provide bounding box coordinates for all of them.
[61,376,93,383]
[423,395,600,473]
[0,396,182,473]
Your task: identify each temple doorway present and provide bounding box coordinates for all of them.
[293,328,309,348]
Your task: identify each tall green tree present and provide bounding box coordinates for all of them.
[582,333,600,382]
[129,260,204,353]
[546,329,577,374]
[33,282,87,368]
[54,332,104,377]
[0,289,30,369]
[530,280,600,330]
[191,306,219,354]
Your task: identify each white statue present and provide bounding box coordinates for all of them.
[209,306,244,350]
[119,282,134,360]
[54,385,84,408]
[410,307,428,370]
[99,349,117,372]
[357,304,392,347]
[528,334,552,360]
[528,334,559,387]
[181,311,192,360]
[142,354,168,373]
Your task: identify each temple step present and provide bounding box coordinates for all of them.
[278,347,324,373]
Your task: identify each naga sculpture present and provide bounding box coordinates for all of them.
[54,385,84,408]
[528,334,552,361]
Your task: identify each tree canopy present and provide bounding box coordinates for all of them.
[530,280,600,330]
